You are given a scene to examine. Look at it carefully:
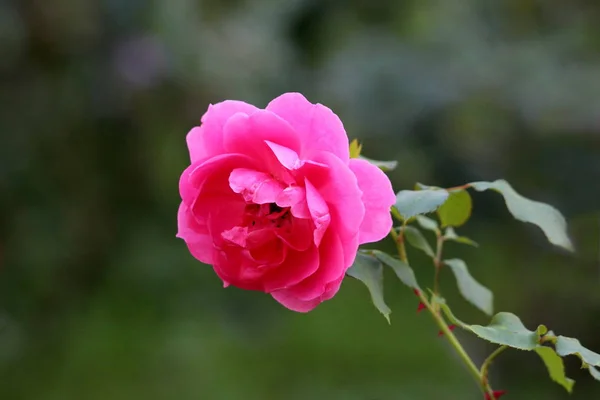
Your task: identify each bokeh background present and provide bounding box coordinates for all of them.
[1,0,600,399]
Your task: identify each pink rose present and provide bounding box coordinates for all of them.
[177,93,395,312]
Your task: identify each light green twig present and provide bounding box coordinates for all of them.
[390,227,498,399]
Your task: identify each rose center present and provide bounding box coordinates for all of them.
[220,201,295,256]
[244,202,290,230]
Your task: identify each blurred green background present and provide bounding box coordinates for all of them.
[1,0,599,399]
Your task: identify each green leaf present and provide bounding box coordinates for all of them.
[437,189,473,227]
[403,226,435,258]
[444,259,493,315]
[432,296,597,389]
[415,215,439,233]
[444,227,479,247]
[394,189,449,220]
[371,250,421,291]
[470,180,574,251]
[346,252,391,323]
[359,155,398,171]
[555,336,600,367]
[434,300,543,351]
[415,182,434,190]
[349,139,362,158]
[535,346,575,393]
[467,312,544,350]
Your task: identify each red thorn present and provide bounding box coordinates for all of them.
[438,324,456,337]
[485,390,507,400]
[413,289,421,296]
[417,302,426,313]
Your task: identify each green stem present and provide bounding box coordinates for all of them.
[390,206,404,223]
[480,346,508,384]
[389,225,408,264]
[390,228,498,399]
[445,183,472,192]
[433,233,444,295]
[416,292,488,391]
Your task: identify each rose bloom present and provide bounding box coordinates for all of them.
[177,93,395,312]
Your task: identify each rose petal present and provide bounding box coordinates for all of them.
[270,290,322,312]
[275,186,311,219]
[304,151,365,240]
[304,178,330,246]
[276,231,345,301]
[264,140,303,170]
[270,267,345,313]
[221,225,249,248]
[179,162,200,207]
[348,158,395,244]
[185,154,254,233]
[340,233,359,270]
[229,168,285,204]
[212,246,265,291]
[176,202,213,264]
[187,100,258,162]
[320,275,344,301]
[274,216,313,252]
[246,236,288,266]
[205,200,247,247]
[222,110,301,183]
[187,154,257,198]
[262,245,319,292]
[266,93,350,162]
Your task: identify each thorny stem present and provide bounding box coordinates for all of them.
[390,227,498,400]
[416,291,493,397]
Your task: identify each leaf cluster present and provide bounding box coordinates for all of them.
[346,154,597,394]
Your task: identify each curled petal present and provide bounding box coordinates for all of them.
[229,168,285,204]
[276,186,310,219]
[348,158,395,244]
[265,140,303,170]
